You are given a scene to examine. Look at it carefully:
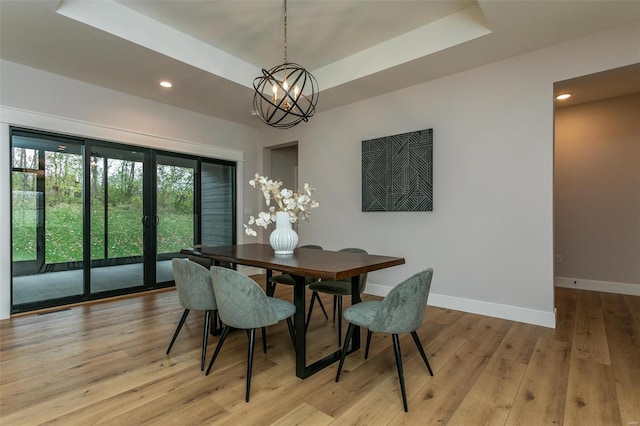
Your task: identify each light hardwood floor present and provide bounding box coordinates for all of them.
[1,277,638,425]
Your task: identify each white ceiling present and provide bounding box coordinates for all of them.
[1,0,639,127]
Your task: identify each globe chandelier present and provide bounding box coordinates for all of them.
[253,0,319,129]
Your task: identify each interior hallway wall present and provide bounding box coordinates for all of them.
[554,93,640,294]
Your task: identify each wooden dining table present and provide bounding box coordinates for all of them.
[180,243,405,379]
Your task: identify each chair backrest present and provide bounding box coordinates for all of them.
[172,258,217,311]
[210,266,279,329]
[368,269,433,334]
[337,247,369,293]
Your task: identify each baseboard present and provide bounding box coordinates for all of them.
[554,277,640,296]
[365,282,557,329]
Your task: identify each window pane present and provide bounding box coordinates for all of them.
[106,158,143,258]
[45,151,84,263]
[156,159,195,254]
[11,133,84,305]
[12,172,38,261]
[89,145,145,295]
[201,162,234,246]
[90,156,106,260]
[12,147,38,169]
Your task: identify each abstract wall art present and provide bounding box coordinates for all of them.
[362,128,433,212]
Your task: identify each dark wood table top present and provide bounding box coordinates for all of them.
[181,243,405,281]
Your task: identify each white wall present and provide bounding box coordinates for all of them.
[260,22,640,327]
[0,60,261,319]
[270,145,298,189]
[0,122,9,319]
[554,94,640,295]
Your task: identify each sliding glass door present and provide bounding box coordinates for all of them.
[154,154,197,285]
[89,144,147,294]
[10,128,236,313]
[11,132,85,304]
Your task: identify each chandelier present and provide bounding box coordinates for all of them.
[253,0,319,129]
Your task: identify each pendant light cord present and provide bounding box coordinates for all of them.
[283,0,288,65]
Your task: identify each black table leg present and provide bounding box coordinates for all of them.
[292,275,307,378]
[349,275,361,349]
[265,269,274,296]
[291,275,361,379]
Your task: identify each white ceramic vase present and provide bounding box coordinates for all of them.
[269,211,298,255]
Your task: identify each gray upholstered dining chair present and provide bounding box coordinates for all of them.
[206,266,296,402]
[307,247,368,345]
[268,244,328,319]
[167,258,218,371]
[335,268,434,412]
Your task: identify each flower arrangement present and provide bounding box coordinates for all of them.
[244,173,319,236]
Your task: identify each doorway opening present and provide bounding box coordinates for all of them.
[553,63,640,296]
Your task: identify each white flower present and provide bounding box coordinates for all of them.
[244,173,319,237]
[244,225,257,236]
[254,211,272,229]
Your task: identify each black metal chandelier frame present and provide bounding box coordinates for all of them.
[252,0,319,129]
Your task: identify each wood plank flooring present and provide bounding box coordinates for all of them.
[1,278,638,425]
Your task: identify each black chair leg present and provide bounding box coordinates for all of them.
[266,282,276,297]
[335,323,356,382]
[365,330,372,359]
[201,310,211,371]
[337,296,343,346]
[315,293,329,319]
[211,310,222,336]
[205,326,231,375]
[167,309,190,354]
[286,317,295,347]
[306,291,330,330]
[261,327,267,354]
[411,331,434,376]
[246,328,256,402]
[332,295,337,322]
[306,292,316,333]
[392,334,408,412]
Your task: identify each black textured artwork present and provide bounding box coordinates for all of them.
[362,128,433,212]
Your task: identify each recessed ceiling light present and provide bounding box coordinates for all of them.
[556,93,571,100]
[160,81,173,88]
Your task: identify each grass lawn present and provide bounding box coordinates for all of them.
[13,203,193,263]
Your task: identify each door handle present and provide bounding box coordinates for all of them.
[142,215,151,227]
[153,214,159,226]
